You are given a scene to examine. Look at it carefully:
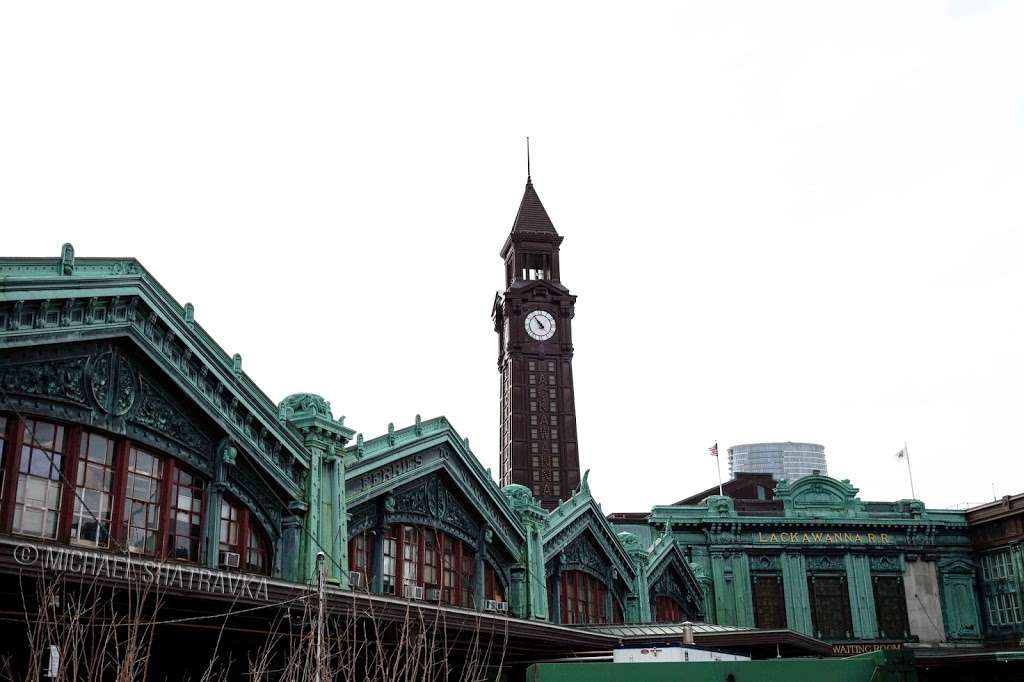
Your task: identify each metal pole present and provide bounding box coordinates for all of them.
[904,441,916,500]
[316,551,326,682]
[716,448,724,497]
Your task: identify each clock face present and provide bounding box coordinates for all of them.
[525,310,556,341]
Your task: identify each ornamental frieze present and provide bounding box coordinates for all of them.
[134,375,211,454]
[557,531,612,580]
[389,476,478,539]
[1,295,308,493]
[0,356,89,405]
[806,555,846,572]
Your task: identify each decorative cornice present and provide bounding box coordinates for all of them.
[0,248,316,500]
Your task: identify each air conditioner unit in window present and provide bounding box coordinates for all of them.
[495,601,509,613]
[220,551,241,569]
[349,571,365,589]
[484,600,499,611]
[425,588,442,602]
[404,585,425,600]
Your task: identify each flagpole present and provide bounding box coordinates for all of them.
[904,441,916,500]
[716,444,723,496]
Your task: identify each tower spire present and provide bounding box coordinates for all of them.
[526,136,531,183]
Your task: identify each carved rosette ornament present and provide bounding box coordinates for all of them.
[88,351,138,416]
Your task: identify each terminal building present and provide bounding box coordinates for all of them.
[0,179,1021,679]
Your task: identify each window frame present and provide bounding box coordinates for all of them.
[0,414,269,575]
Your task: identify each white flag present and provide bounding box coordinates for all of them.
[895,448,906,460]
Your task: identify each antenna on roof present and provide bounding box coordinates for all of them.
[526,136,531,183]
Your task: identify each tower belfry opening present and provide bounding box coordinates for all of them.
[522,253,551,281]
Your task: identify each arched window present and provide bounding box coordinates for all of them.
[347,524,505,608]
[654,596,687,623]
[1,417,210,562]
[218,497,271,575]
[0,414,268,575]
[550,570,623,625]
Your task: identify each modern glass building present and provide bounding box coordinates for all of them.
[729,442,827,482]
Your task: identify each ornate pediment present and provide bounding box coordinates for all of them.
[0,261,311,500]
[344,423,526,554]
[776,475,863,518]
[0,341,216,474]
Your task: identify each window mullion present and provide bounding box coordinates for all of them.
[0,416,24,534]
[238,507,250,557]
[110,440,130,549]
[157,458,174,560]
[56,425,82,544]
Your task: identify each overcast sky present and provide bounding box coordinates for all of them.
[2,1,1022,512]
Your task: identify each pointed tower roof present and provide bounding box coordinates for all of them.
[511,178,559,236]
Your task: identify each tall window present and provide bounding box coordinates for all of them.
[654,596,686,623]
[423,532,439,588]
[381,528,398,595]
[123,447,164,555]
[0,415,271,573]
[442,538,456,603]
[246,525,270,574]
[808,574,853,640]
[872,575,910,639]
[982,551,1023,627]
[348,532,374,587]
[484,565,505,602]
[402,526,420,590]
[168,467,204,561]
[557,571,613,625]
[219,501,239,562]
[218,498,271,575]
[71,432,116,548]
[349,525,479,608]
[752,573,787,629]
[14,420,66,539]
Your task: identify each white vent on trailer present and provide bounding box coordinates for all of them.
[484,600,499,611]
[349,571,365,588]
[404,585,425,600]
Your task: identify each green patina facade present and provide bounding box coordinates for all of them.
[0,246,701,626]
[0,245,1008,658]
[611,475,984,646]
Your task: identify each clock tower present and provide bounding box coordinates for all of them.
[492,176,580,510]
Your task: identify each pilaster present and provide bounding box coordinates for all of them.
[781,553,813,635]
[502,484,550,621]
[620,533,651,624]
[277,393,355,584]
[710,552,753,627]
[846,553,878,639]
